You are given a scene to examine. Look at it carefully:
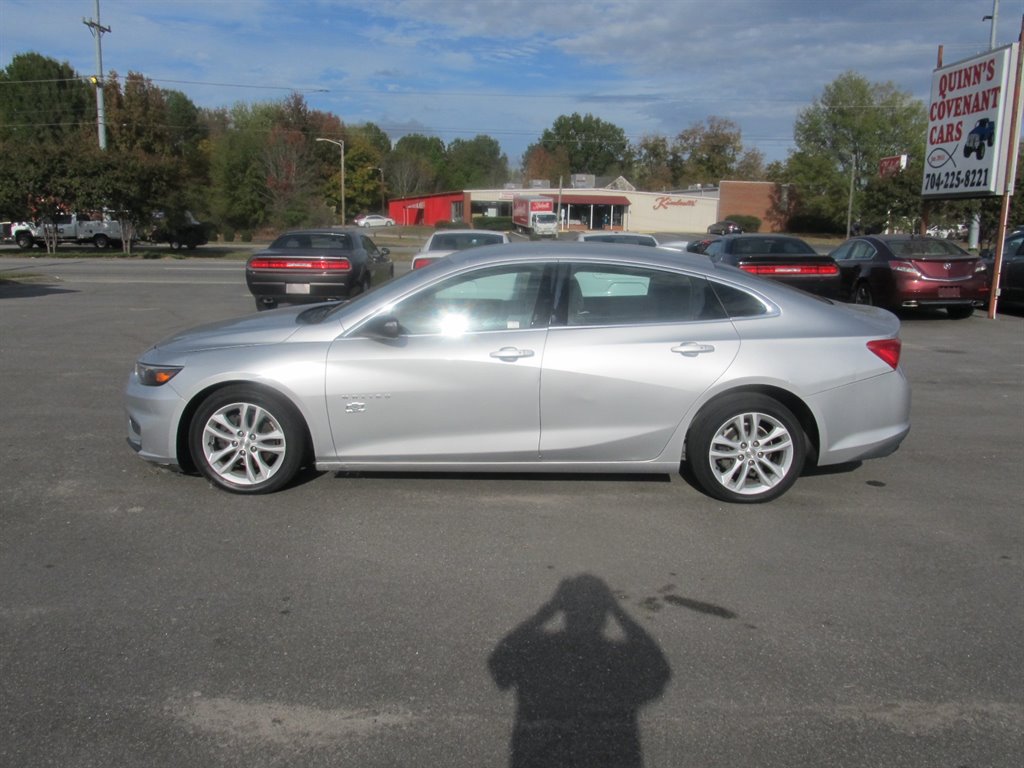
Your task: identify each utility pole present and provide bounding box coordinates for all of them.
[316,138,346,224]
[374,167,385,214]
[83,0,110,150]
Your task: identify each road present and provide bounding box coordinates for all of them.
[1,256,1022,767]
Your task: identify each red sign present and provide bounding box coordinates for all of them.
[878,155,907,177]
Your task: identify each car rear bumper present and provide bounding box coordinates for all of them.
[893,276,989,306]
[810,368,911,466]
[246,272,355,301]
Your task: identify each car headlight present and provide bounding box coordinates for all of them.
[135,362,183,386]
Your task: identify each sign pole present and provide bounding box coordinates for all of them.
[988,16,1024,319]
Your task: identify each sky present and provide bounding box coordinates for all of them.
[0,0,1021,166]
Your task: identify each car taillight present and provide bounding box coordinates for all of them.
[740,263,839,275]
[248,258,351,271]
[889,260,921,276]
[413,258,438,269]
[867,339,901,369]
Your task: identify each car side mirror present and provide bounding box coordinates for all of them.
[363,314,401,339]
[380,247,390,257]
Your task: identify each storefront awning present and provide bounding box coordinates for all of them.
[556,194,631,206]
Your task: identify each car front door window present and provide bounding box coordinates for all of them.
[392,264,550,335]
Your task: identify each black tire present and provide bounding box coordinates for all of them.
[964,146,972,159]
[255,297,278,311]
[169,238,182,251]
[687,393,807,503]
[15,232,34,250]
[976,143,986,160]
[188,385,306,494]
[851,281,874,305]
[93,234,110,249]
[947,305,974,319]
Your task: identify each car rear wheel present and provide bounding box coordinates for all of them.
[688,394,806,503]
[94,234,110,249]
[189,386,306,494]
[947,305,974,319]
[851,281,874,305]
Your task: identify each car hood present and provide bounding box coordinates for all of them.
[152,304,314,354]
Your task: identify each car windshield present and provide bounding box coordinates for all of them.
[428,233,505,251]
[535,214,558,224]
[269,232,353,250]
[887,239,969,258]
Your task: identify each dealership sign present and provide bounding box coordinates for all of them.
[879,154,907,177]
[922,43,1021,199]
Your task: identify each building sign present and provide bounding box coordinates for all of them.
[879,154,907,177]
[922,43,1021,199]
[653,197,697,210]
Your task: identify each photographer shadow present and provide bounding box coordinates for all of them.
[489,575,671,768]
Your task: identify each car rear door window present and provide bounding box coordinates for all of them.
[563,264,725,326]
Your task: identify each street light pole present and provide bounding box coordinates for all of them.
[374,167,385,214]
[315,137,345,224]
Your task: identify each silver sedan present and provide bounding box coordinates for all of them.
[124,243,910,503]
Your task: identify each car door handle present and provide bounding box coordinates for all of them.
[490,346,535,361]
[671,342,715,357]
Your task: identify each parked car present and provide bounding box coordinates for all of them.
[125,242,910,504]
[686,237,719,254]
[707,220,743,235]
[411,229,509,270]
[984,230,1024,306]
[245,228,393,311]
[703,234,842,298]
[354,214,395,227]
[830,235,989,318]
[577,232,659,246]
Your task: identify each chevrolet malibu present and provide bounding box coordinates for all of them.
[125,243,910,503]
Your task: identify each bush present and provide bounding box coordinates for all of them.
[222,227,235,243]
[241,230,253,242]
[434,220,458,229]
[474,216,513,231]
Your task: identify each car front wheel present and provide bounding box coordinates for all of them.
[188,386,306,494]
[688,394,806,503]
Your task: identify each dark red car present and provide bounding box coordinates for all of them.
[831,235,989,319]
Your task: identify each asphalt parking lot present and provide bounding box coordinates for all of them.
[1,255,1022,767]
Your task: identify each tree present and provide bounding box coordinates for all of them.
[442,135,508,189]
[672,117,756,186]
[0,52,93,146]
[786,71,926,233]
[521,144,569,185]
[389,134,446,195]
[632,135,674,191]
[533,113,631,176]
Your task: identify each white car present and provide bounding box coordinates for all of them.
[355,214,395,228]
[411,229,510,270]
[577,232,659,247]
